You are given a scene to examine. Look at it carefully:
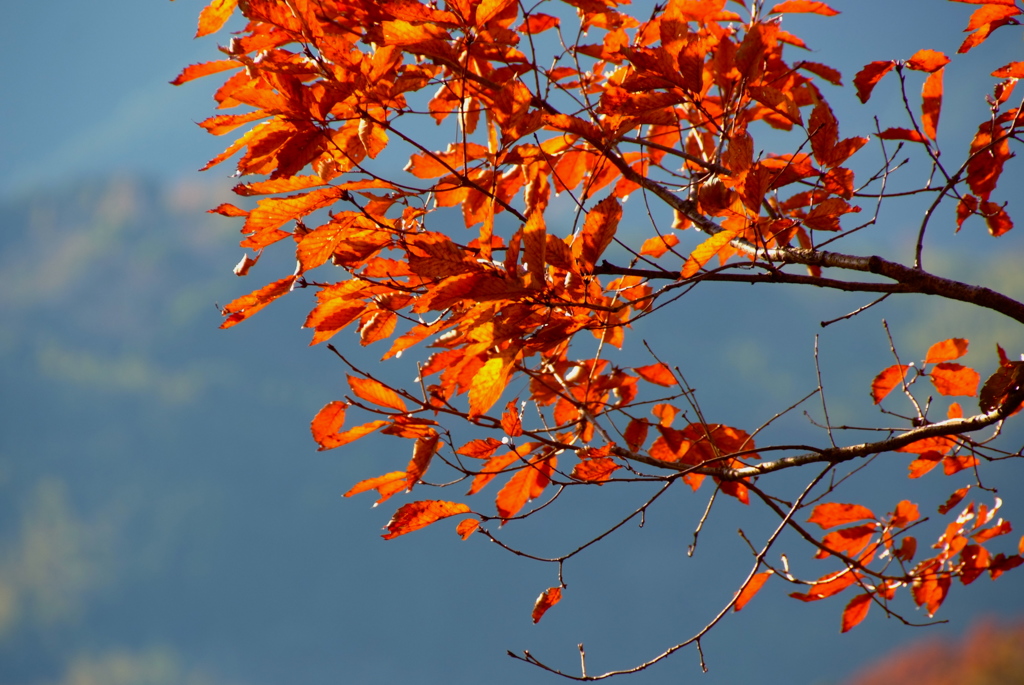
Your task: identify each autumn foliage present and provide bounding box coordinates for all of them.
[176,0,1024,678]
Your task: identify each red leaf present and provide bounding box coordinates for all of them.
[925,338,969,363]
[623,419,649,452]
[929,363,980,397]
[854,61,895,103]
[383,500,472,539]
[906,49,950,73]
[790,570,857,601]
[734,571,772,611]
[877,127,927,143]
[939,486,970,515]
[841,593,872,632]
[808,503,876,529]
[531,586,562,623]
[870,365,911,404]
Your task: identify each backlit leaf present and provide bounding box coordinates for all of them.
[938,487,970,515]
[925,338,969,363]
[769,1,839,15]
[531,587,562,623]
[456,519,480,539]
[344,471,408,504]
[495,452,556,520]
[870,365,911,404]
[929,363,980,397]
[841,593,871,632]
[311,401,347,449]
[383,500,472,539]
[906,49,949,73]
[854,61,895,103]
[681,229,739,278]
[734,571,772,611]
[921,68,943,141]
[634,363,676,387]
[348,375,408,412]
[808,502,876,529]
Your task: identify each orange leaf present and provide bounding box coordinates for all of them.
[348,376,408,412]
[383,500,472,539]
[891,500,921,528]
[220,276,296,329]
[311,401,347,448]
[870,364,911,404]
[319,419,389,451]
[405,434,439,491]
[808,502,876,529]
[734,572,772,611]
[911,566,950,617]
[531,587,562,623]
[841,593,872,633]
[171,59,241,86]
[854,61,895,103]
[943,454,979,475]
[639,234,680,258]
[195,0,238,37]
[906,49,950,73]
[456,518,480,540]
[929,363,980,397]
[468,449,527,496]
[993,61,1024,79]
[519,13,560,34]
[344,471,408,504]
[816,524,877,559]
[769,1,839,15]
[921,69,943,141]
[908,451,943,479]
[577,196,622,269]
[634,363,676,387]
[571,457,621,483]
[495,453,556,520]
[681,229,739,279]
[501,400,524,437]
[925,338,969,363]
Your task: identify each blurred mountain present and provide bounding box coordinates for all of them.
[0,175,1022,685]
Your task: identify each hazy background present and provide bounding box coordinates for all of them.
[1,2,1022,684]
